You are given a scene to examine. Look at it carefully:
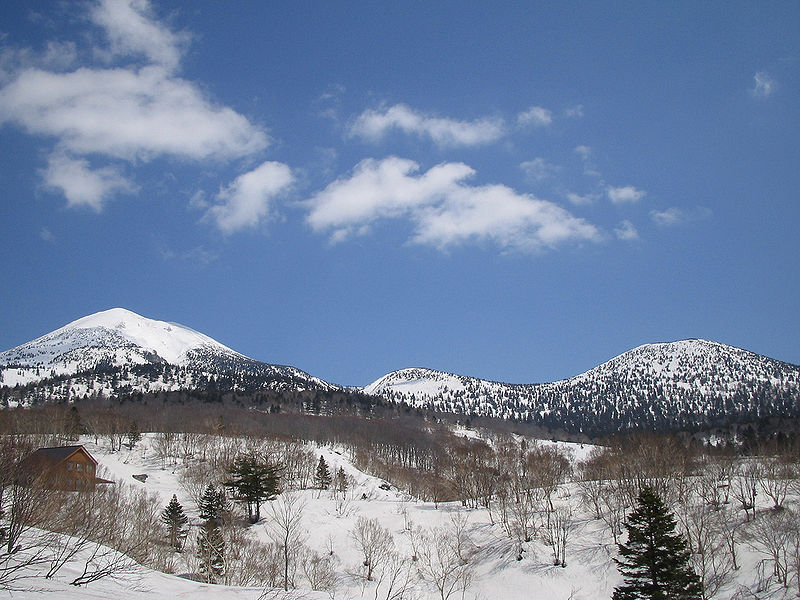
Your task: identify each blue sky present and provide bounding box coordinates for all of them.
[1,1,798,386]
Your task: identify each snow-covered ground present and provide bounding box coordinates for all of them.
[6,433,800,600]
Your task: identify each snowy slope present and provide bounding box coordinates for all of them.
[366,340,800,434]
[9,433,799,600]
[0,308,336,394]
[1,308,242,370]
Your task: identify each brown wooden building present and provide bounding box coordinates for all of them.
[20,445,112,490]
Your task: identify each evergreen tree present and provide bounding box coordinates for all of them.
[66,406,82,441]
[198,484,227,523]
[225,455,280,523]
[613,486,703,600]
[314,455,332,490]
[126,421,141,449]
[161,494,188,550]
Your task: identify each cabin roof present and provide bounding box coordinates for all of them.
[27,445,97,466]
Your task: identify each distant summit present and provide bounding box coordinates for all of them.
[0,308,336,398]
[365,339,800,435]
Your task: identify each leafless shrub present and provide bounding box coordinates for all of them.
[676,504,735,599]
[742,508,795,588]
[732,463,760,521]
[542,506,575,567]
[757,457,794,510]
[300,548,337,592]
[410,524,473,600]
[350,516,394,582]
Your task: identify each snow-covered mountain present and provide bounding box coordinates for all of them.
[365,340,800,435]
[2,310,799,434]
[0,308,336,398]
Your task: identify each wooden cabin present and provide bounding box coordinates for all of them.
[20,445,112,490]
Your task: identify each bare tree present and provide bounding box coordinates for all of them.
[789,519,800,598]
[153,431,178,469]
[599,482,627,545]
[576,476,606,520]
[372,550,416,600]
[266,492,307,591]
[697,455,735,509]
[542,506,575,567]
[742,508,794,589]
[68,481,161,586]
[300,548,337,593]
[676,504,735,599]
[350,516,394,582]
[732,463,760,521]
[757,457,794,510]
[717,506,742,572]
[0,462,53,591]
[507,494,537,559]
[410,523,473,600]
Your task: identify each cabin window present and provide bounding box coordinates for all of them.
[67,462,74,471]
[76,463,83,472]
[87,465,95,474]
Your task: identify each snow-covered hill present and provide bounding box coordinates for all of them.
[8,433,800,600]
[366,340,800,434]
[0,308,337,397]
[3,310,799,434]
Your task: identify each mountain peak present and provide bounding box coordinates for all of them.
[0,307,243,375]
[364,339,800,435]
[48,307,241,366]
[0,308,336,395]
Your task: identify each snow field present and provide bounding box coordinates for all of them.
[9,432,800,600]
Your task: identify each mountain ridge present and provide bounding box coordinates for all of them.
[2,309,799,435]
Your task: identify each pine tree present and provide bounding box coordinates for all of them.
[161,494,188,550]
[613,486,703,600]
[225,455,280,523]
[315,455,332,490]
[198,484,227,523]
[126,421,141,449]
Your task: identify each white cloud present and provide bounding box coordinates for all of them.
[0,66,267,161]
[650,207,683,226]
[566,192,597,206]
[0,41,78,82]
[574,145,592,160]
[520,158,559,182]
[90,0,189,72]
[574,145,601,177]
[517,105,553,127]
[752,71,776,98]
[349,104,506,147]
[161,244,218,266]
[650,206,711,227]
[42,152,135,210]
[39,227,55,242]
[565,105,584,118]
[607,185,646,204]
[614,220,639,241]
[306,157,601,252]
[207,161,293,234]
[0,0,270,213]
